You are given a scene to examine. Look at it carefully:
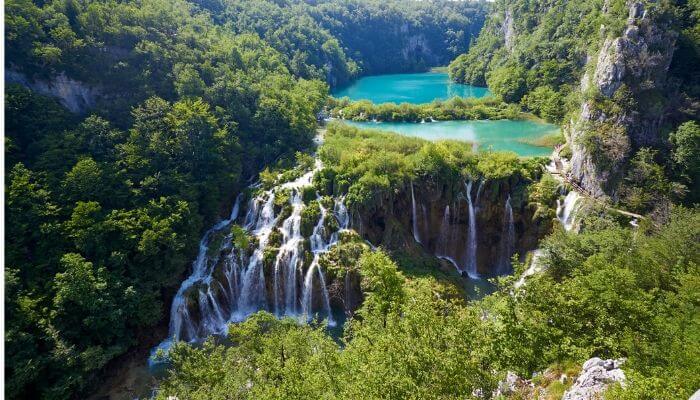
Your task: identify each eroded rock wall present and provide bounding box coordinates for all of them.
[568,1,676,199]
[353,176,550,277]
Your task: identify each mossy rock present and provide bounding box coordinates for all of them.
[324,213,339,232]
[319,195,334,210]
[301,201,321,237]
[231,224,252,250]
[276,204,293,225]
[268,228,283,248]
[263,246,279,271]
[273,188,291,212]
[302,186,317,204]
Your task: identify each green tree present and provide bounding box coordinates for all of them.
[486,64,527,103]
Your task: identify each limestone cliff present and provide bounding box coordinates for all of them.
[6,69,100,114]
[352,176,551,277]
[568,1,676,199]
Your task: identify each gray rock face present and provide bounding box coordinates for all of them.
[503,8,516,51]
[567,1,676,199]
[562,357,626,400]
[6,69,99,114]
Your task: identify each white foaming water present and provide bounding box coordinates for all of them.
[157,153,346,356]
[498,195,515,274]
[437,205,451,256]
[515,249,544,289]
[411,183,422,245]
[557,191,581,232]
[464,180,479,278]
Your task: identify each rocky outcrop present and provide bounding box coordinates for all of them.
[563,358,626,400]
[353,176,550,277]
[503,8,516,51]
[568,1,676,199]
[6,69,100,114]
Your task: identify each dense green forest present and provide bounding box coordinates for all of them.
[5,0,700,399]
[157,125,700,399]
[4,0,487,398]
[449,0,699,123]
[157,212,700,399]
[449,0,700,207]
[195,0,488,87]
[6,0,322,397]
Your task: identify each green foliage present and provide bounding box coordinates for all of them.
[620,148,679,213]
[328,96,524,122]
[521,86,566,123]
[670,121,700,201]
[5,4,339,390]
[528,173,560,221]
[486,64,527,103]
[231,224,251,250]
[489,209,700,398]
[318,123,543,211]
[301,201,322,238]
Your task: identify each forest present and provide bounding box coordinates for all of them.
[4,0,700,399]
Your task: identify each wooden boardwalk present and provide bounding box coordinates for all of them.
[547,147,646,222]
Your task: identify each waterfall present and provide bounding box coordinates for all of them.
[464,180,478,278]
[498,195,515,274]
[557,191,581,232]
[411,183,422,245]
[438,205,451,256]
[515,249,544,288]
[166,194,243,343]
[159,149,346,352]
[475,180,485,207]
[270,191,304,317]
[301,201,336,325]
[301,255,335,326]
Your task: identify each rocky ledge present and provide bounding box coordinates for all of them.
[562,357,626,400]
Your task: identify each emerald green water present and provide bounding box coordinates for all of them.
[343,119,558,157]
[333,72,558,156]
[332,72,490,104]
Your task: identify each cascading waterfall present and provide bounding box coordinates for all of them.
[166,194,243,343]
[557,191,581,232]
[498,195,515,274]
[158,154,346,353]
[301,200,337,326]
[464,180,478,278]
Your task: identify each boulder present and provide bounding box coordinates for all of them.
[562,357,626,400]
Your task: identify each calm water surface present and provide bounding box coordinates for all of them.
[332,72,490,104]
[342,119,558,157]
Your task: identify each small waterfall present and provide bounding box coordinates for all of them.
[498,196,515,274]
[334,196,350,230]
[464,180,478,278]
[557,191,581,232]
[301,255,335,326]
[270,191,304,317]
[411,183,422,245]
[438,205,451,256]
[475,180,485,207]
[515,249,544,288]
[301,201,336,325]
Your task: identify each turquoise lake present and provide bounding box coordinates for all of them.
[332,72,490,104]
[341,119,559,157]
[332,72,558,156]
